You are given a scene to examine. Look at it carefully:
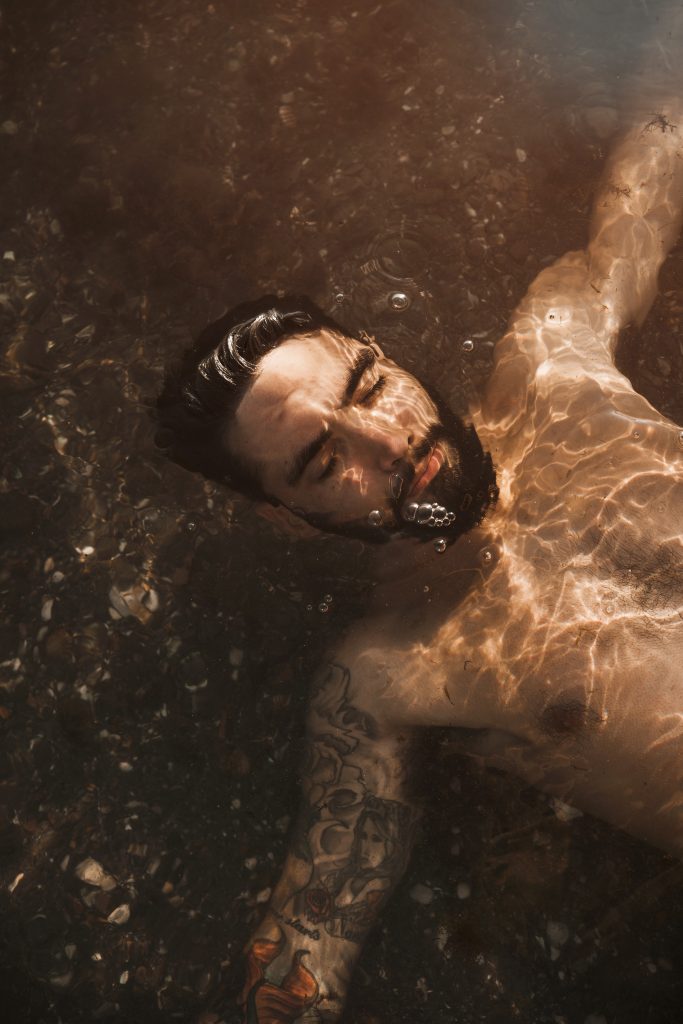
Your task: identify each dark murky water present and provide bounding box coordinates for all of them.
[1,0,682,1021]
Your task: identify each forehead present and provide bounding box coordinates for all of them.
[247,329,359,403]
[226,329,364,478]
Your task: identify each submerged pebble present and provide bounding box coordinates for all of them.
[551,797,583,822]
[107,904,131,926]
[49,970,74,990]
[547,920,570,947]
[410,883,434,904]
[74,858,117,891]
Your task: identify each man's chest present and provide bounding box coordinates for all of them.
[366,459,683,739]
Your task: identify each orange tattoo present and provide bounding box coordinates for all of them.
[241,930,319,1023]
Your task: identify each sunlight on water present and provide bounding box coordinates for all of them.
[1,0,683,1021]
[372,84,683,850]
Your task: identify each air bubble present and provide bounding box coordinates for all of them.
[388,291,411,311]
[368,509,383,527]
[462,339,474,353]
[678,430,683,447]
[187,521,196,532]
[390,473,403,499]
[481,548,493,563]
[632,430,641,441]
[334,292,345,305]
[323,594,333,603]
[434,538,447,553]
[318,602,329,613]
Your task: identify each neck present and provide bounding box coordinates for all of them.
[371,508,504,601]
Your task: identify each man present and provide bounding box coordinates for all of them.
[157,97,683,1022]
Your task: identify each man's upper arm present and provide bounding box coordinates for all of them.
[481,250,621,430]
[484,104,683,425]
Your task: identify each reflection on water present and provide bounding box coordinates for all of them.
[1,0,683,1021]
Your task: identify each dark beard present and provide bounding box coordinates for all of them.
[305,386,499,546]
[393,401,499,544]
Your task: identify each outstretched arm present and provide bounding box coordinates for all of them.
[240,660,420,1023]
[482,97,683,430]
[587,96,683,344]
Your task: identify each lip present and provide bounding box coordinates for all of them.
[408,446,443,499]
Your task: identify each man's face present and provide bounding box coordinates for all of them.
[226,329,477,537]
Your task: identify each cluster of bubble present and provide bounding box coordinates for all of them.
[366,506,453,553]
[402,501,457,528]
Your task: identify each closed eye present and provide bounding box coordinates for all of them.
[318,453,340,481]
[358,374,386,406]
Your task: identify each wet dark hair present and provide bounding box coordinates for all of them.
[155,295,497,548]
[155,296,355,500]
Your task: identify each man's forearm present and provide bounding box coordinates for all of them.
[587,95,683,336]
[240,661,420,1023]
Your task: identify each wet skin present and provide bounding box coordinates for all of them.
[227,331,454,530]
[240,100,683,1023]
[358,826,387,871]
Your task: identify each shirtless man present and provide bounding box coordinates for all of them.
[157,95,683,1021]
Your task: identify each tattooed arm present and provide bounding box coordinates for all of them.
[240,659,420,1023]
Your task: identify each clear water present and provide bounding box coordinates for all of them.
[1,0,682,1021]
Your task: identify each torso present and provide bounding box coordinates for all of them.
[345,356,683,854]
[346,115,683,853]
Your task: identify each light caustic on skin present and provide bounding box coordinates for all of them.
[240,99,683,1024]
[228,327,497,543]
[417,99,683,831]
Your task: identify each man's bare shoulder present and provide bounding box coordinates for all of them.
[310,625,432,736]
[312,636,390,704]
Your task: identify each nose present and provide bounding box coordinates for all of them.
[346,412,412,471]
[374,428,409,471]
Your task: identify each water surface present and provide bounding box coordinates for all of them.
[1,0,682,1021]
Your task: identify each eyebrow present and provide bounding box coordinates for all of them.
[286,348,376,487]
[341,348,376,407]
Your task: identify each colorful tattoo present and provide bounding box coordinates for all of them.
[241,929,319,1024]
[285,664,418,946]
[300,794,414,943]
[242,662,419,1021]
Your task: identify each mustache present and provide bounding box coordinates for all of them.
[389,424,451,509]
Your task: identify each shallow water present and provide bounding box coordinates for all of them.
[1,0,683,1021]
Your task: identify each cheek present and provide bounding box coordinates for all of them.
[340,463,370,495]
[385,373,435,424]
